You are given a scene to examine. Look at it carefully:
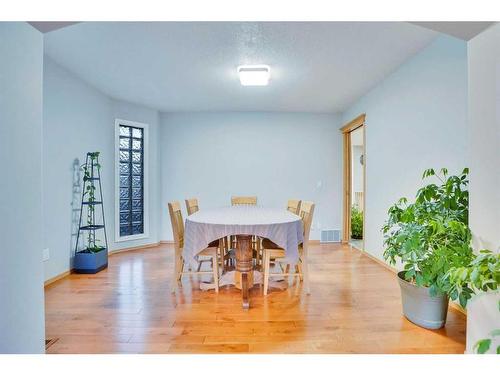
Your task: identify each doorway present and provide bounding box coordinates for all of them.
[340,114,366,250]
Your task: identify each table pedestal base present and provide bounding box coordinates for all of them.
[199,271,287,293]
[234,270,253,290]
[199,235,288,308]
[234,235,253,309]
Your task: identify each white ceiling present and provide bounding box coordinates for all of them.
[29,22,79,33]
[44,22,438,113]
[410,22,494,41]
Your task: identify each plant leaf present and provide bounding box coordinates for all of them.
[458,293,468,308]
[474,339,491,354]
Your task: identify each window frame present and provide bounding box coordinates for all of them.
[114,118,149,242]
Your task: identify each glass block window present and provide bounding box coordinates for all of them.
[118,124,144,237]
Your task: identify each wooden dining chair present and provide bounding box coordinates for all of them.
[262,201,315,295]
[168,201,219,293]
[287,199,301,215]
[231,196,257,206]
[185,198,232,270]
[185,198,199,215]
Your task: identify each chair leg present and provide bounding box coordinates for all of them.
[297,263,303,281]
[172,249,182,292]
[302,256,310,295]
[213,251,219,293]
[256,237,262,269]
[263,251,270,296]
[172,260,178,293]
[218,238,225,270]
[284,264,291,285]
[179,256,185,281]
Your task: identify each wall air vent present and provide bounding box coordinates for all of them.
[320,229,341,243]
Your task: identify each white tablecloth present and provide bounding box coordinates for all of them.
[183,206,304,269]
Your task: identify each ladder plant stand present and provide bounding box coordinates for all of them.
[74,152,109,274]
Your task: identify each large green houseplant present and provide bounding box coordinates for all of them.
[447,249,499,308]
[382,168,475,328]
[447,250,499,353]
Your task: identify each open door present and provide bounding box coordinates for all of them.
[340,114,366,250]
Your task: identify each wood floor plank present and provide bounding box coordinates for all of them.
[44,243,466,354]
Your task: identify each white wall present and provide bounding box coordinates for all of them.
[465,23,500,354]
[0,23,45,353]
[159,112,342,240]
[351,145,364,195]
[468,24,500,253]
[42,57,161,281]
[341,35,468,261]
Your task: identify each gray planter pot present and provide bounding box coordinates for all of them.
[397,271,449,329]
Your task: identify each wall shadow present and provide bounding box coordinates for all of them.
[69,158,81,269]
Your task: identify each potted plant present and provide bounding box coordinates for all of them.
[351,205,363,240]
[382,168,474,329]
[74,152,108,273]
[446,250,499,353]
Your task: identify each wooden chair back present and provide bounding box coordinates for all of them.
[168,201,184,250]
[185,198,199,215]
[287,199,301,215]
[298,201,315,242]
[231,196,257,206]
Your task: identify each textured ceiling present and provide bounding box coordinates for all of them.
[410,22,494,41]
[28,22,79,33]
[44,22,438,113]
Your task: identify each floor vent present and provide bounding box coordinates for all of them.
[320,229,341,243]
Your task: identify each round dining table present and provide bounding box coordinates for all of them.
[183,206,304,308]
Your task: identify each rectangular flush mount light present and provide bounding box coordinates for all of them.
[237,65,270,86]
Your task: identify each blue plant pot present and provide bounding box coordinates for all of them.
[74,248,108,274]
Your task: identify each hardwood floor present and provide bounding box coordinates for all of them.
[44,243,466,354]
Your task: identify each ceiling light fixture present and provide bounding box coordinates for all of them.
[237,65,270,86]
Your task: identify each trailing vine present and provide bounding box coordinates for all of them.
[81,152,103,253]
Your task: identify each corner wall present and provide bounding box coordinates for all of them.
[466,22,500,354]
[0,22,45,353]
[341,35,468,262]
[467,24,500,253]
[42,57,161,282]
